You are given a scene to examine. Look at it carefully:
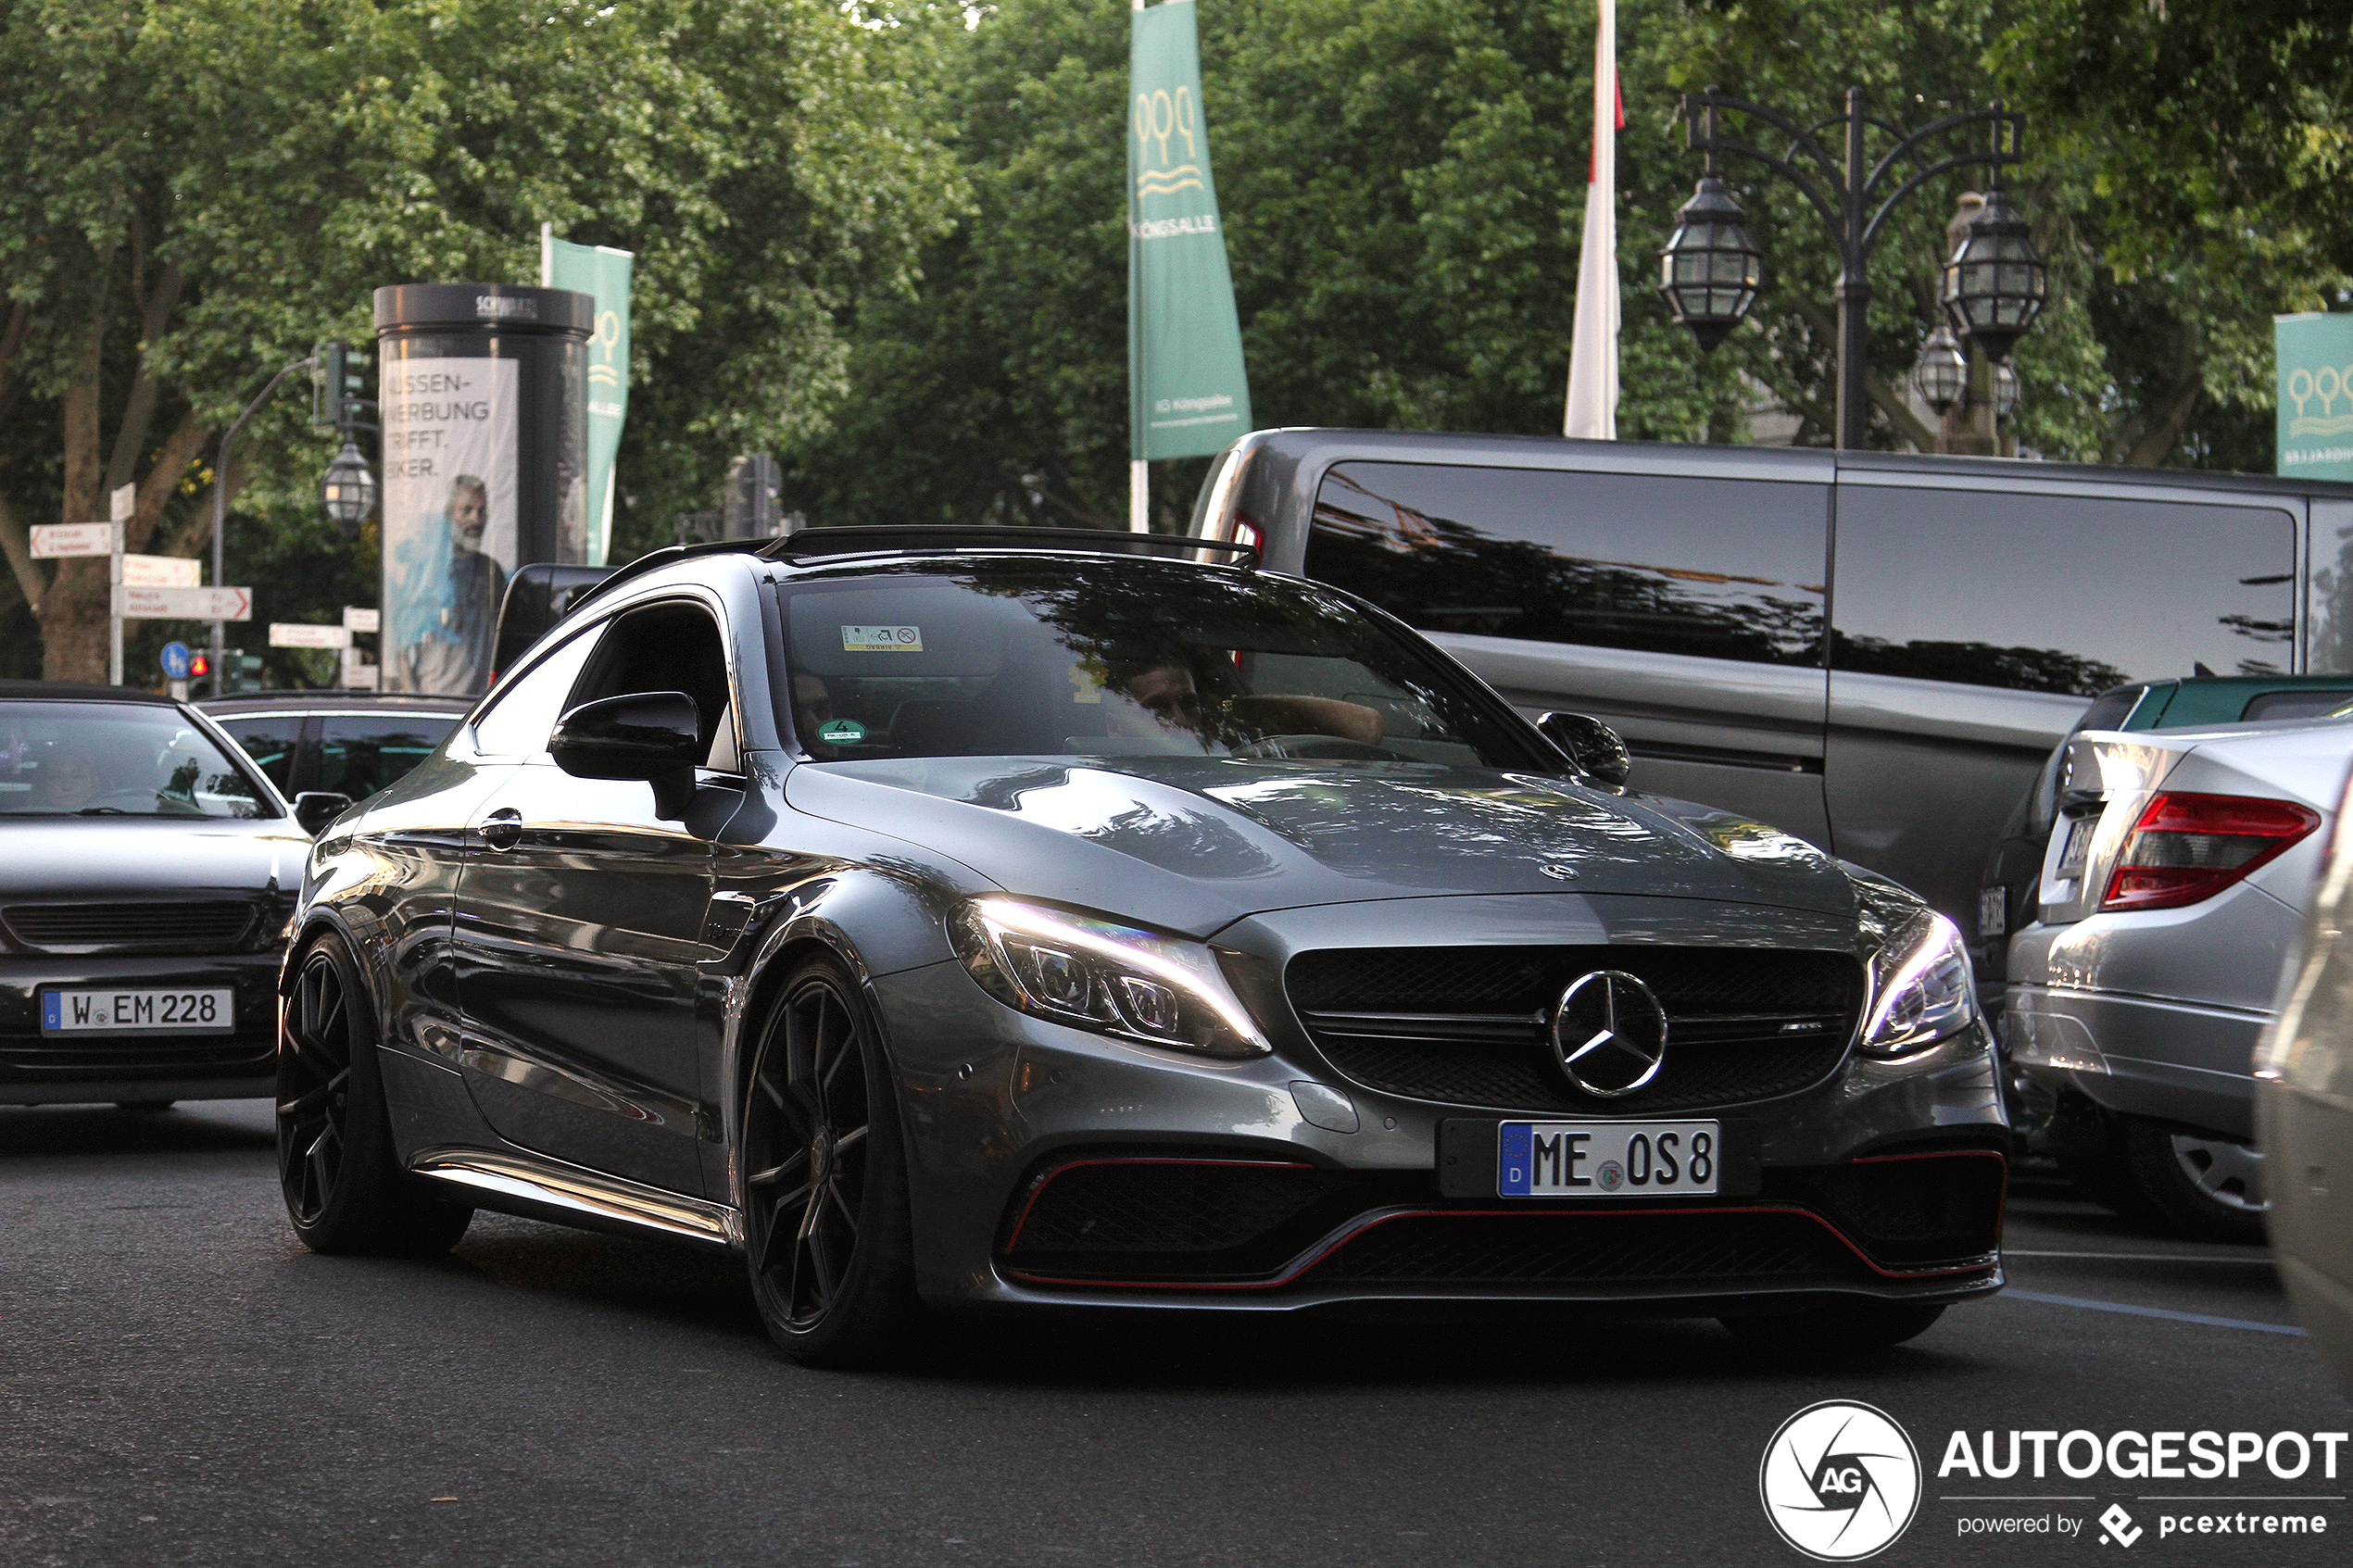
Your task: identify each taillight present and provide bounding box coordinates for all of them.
[2099,791,2322,912]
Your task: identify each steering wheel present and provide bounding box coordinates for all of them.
[1229,734,1400,762]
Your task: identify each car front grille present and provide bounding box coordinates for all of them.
[0,1038,273,1077]
[1286,945,1865,1114]
[1,900,261,956]
[993,1154,2004,1292]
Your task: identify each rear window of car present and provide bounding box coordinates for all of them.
[319,714,459,800]
[216,714,302,795]
[1831,488,2296,696]
[1303,461,1830,667]
[2240,689,2353,722]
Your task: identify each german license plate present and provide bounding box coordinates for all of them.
[40,987,233,1035]
[1498,1120,1719,1197]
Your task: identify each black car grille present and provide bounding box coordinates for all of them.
[1287,945,1865,1114]
[0,1038,272,1076]
[1307,1210,1860,1286]
[2,901,260,955]
[994,1155,2003,1291]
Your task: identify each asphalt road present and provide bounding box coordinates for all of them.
[4,1099,2347,1568]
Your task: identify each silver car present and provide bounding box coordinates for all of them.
[2007,720,2351,1238]
[2256,783,2353,1397]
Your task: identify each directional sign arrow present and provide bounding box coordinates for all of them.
[120,584,253,621]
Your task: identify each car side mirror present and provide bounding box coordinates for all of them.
[550,691,703,782]
[292,791,354,836]
[1537,711,1632,788]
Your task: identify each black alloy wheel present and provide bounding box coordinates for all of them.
[742,957,918,1366]
[279,947,354,1226]
[275,933,472,1256]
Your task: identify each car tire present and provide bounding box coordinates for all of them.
[276,932,473,1257]
[741,955,922,1369]
[115,1099,175,1112]
[1720,1301,1946,1351]
[2122,1117,2267,1244]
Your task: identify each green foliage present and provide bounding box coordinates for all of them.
[0,0,963,676]
[783,0,2350,529]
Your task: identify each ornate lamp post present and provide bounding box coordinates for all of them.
[1660,86,2048,450]
[319,441,376,535]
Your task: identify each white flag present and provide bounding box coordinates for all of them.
[1564,0,1620,440]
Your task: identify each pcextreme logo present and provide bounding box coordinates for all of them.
[1760,1400,1924,1561]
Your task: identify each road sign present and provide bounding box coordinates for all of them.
[30,522,119,559]
[342,606,380,633]
[159,642,194,681]
[340,649,381,690]
[122,553,202,588]
[111,483,135,524]
[270,622,352,649]
[121,584,252,621]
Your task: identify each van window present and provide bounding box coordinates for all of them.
[1304,463,1827,666]
[1831,489,2296,696]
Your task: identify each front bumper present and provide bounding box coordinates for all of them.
[869,941,2007,1315]
[0,953,281,1105]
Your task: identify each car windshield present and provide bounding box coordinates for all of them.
[775,557,1549,771]
[0,702,272,818]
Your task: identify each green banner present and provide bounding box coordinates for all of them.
[2278,313,2353,483]
[546,236,634,565]
[1129,0,1251,461]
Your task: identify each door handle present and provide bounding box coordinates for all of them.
[480,808,523,850]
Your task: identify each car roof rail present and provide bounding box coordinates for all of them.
[762,526,1260,569]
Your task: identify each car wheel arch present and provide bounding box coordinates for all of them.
[726,921,913,1205]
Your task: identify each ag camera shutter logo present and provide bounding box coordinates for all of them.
[1760,1400,1922,1561]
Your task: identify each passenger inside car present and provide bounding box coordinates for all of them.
[778,562,1493,767]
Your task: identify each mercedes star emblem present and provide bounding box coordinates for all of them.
[1550,970,1670,1098]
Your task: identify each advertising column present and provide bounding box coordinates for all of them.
[374,282,592,695]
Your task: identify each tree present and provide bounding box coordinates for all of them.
[782,0,2345,531]
[0,0,961,680]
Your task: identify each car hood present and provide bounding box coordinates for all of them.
[0,815,306,903]
[786,756,1857,936]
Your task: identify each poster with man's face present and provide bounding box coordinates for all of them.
[380,356,519,695]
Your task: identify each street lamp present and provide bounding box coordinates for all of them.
[1667,86,2042,449]
[1994,360,2020,421]
[320,441,376,536]
[1940,184,2047,362]
[1658,126,1766,351]
[1910,325,1969,416]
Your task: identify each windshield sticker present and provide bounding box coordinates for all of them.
[841,624,924,654]
[818,719,868,745]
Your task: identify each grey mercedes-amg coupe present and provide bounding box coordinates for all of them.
[277,527,2006,1365]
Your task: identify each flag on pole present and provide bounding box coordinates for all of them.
[541,226,634,567]
[1129,0,1251,469]
[1564,0,1622,440]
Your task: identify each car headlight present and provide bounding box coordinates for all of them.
[1858,909,1978,1059]
[949,897,1271,1059]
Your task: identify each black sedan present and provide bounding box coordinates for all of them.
[280,528,2007,1366]
[1,682,307,1109]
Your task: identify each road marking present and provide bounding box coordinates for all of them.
[2003,1288,2305,1335]
[2006,1249,2274,1263]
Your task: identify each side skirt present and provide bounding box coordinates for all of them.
[409,1145,743,1253]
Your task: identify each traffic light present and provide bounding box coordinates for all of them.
[227,650,266,694]
[315,340,368,430]
[187,651,209,680]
